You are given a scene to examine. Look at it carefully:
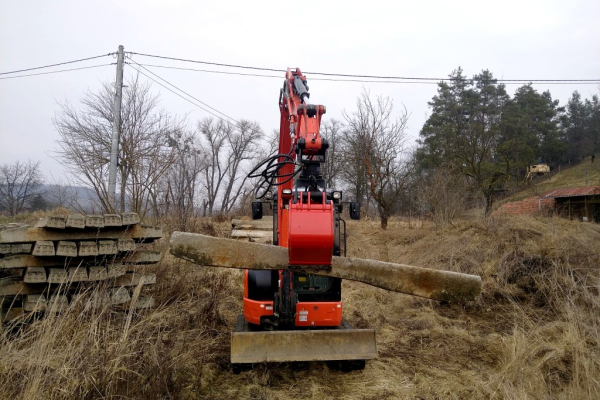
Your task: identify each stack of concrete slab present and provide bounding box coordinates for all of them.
[0,213,162,322]
[231,217,273,244]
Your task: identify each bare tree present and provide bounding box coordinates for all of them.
[343,90,412,229]
[0,160,44,216]
[53,74,182,216]
[198,118,262,216]
[158,131,206,228]
[320,119,344,189]
[416,167,470,226]
[44,177,76,210]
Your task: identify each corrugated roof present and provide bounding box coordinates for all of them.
[542,186,600,198]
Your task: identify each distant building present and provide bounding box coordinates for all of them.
[543,187,600,222]
[495,186,600,223]
[525,164,550,180]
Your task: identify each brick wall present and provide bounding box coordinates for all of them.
[494,196,555,216]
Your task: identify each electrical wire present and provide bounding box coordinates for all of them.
[128,62,240,125]
[128,51,284,73]
[126,57,240,124]
[0,64,114,80]
[131,63,600,86]
[0,53,114,76]
[128,51,600,83]
[131,63,281,79]
[128,55,301,198]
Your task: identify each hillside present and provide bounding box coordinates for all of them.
[1,214,599,399]
[502,157,600,203]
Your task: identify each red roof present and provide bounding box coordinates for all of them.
[542,186,600,198]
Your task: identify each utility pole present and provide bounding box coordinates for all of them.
[108,45,125,212]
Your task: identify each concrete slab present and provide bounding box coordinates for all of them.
[9,243,32,254]
[117,238,136,252]
[121,212,140,225]
[98,240,117,255]
[32,241,55,256]
[0,279,43,296]
[85,215,105,228]
[67,266,89,282]
[78,241,99,257]
[88,266,108,281]
[0,225,162,244]
[104,214,122,226]
[34,216,66,229]
[24,267,47,283]
[23,294,47,312]
[170,232,483,303]
[65,214,85,229]
[56,241,78,257]
[48,268,68,283]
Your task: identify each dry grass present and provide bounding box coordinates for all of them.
[505,157,600,202]
[1,214,599,399]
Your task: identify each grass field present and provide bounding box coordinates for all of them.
[1,212,599,399]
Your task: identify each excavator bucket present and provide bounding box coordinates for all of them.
[231,316,376,363]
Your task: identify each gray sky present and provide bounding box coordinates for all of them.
[1,0,599,182]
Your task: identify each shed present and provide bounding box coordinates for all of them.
[542,186,600,222]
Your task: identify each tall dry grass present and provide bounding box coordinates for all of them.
[0,214,599,399]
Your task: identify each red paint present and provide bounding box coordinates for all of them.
[243,298,274,326]
[295,302,342,327]
[288,193,334,266]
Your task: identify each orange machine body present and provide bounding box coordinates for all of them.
[243,68,343,329]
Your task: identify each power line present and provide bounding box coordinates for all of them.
[132,63,600,86]
[126,57,240,124]
[0,64,114,80]
[128,51,284,73]
[134,63,437,84]
[0,53,114,76]
[128,51,600,83]
[133,63,281,79]
[133,67,237,125]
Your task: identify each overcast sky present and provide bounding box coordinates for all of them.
[1,0,599,182]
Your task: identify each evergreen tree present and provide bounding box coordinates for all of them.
[498,85,564,173]
[561,91,588,163]
[583,95,600,160]
[418,68,509,213]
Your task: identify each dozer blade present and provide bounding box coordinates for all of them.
[231,316,376,363]
[170,232,482,303]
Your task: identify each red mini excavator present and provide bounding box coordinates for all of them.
[243,67,360,331]
[169,68,482,370]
